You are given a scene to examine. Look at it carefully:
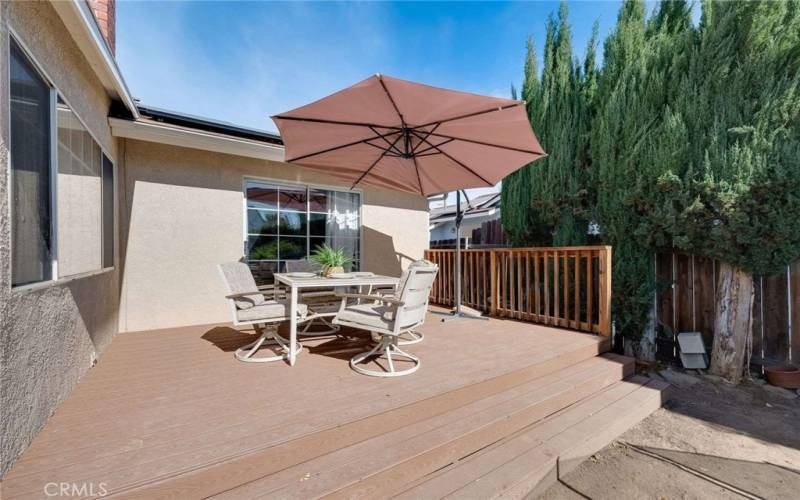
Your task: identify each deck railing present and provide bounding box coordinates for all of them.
[425,246,612,336]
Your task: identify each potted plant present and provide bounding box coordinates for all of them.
[310,244,352,277]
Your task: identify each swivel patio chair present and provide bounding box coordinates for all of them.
[333,261,438,377]
[366,260,435,345]
[284,258,341,336]
[218,261,308,363]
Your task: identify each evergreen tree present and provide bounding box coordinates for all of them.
[502,1,595,247]
[502,0,800,375]
[642,0,800,381]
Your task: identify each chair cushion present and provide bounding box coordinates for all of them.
[335,303,394,330]
[219,262,266,310]
[236,300,308,322]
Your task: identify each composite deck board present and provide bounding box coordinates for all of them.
[107,344,606,498]
[2,310,607,498]
[450,377,668,499]
[214,356,631,499]
[15,335,571,467]
[396,376,666,499]
[28,321,551,432]
[393,365,646,499]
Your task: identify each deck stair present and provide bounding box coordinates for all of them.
[117,352,667,499]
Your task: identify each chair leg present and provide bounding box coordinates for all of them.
[235,323,303,363]
[299,316,341,336]
[397,330,424,345]
[371,329,423,346]
[350,334,420,377]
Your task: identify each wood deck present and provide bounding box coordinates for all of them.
[1,308,665,499]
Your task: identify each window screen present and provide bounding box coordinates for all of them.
[10,38,53,286]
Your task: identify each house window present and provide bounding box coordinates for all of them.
[9,37,53,286]
[244,180,361,277]
[9,36,115,287]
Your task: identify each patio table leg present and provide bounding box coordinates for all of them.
[289,285,298,366]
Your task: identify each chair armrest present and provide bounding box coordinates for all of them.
[225,291,267,300]
[334,292,405,306]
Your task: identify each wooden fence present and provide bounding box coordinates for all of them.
[656,252,799,367]
[425,246,612,336]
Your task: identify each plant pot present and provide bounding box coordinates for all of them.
[764,365,800,389]
[323,266,344,277]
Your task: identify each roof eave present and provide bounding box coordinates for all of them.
[50,0,139,118]
[110,117,285,161]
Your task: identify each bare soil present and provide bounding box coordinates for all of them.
[537,369,800,500]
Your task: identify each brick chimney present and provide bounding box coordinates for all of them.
[88,0,116,54]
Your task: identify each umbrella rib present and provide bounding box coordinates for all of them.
[425,131,544,155]
[351,133,405,189]
[412,102,525,130]
[411,123,441,154]
[369,126,404,156]
[409,130,494,187]
[411,155,424,195]
[274,115,401,130]
[289,129,399,162]
[414,137,454,156]
[377,75,407,127]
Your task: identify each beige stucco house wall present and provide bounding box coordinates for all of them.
[0,0,122,477]
[117,139,429,333]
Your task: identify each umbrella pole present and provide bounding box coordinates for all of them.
[438,190,489,323]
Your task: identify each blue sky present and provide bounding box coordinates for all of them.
[117,1,630,133]
[116,1,629,202]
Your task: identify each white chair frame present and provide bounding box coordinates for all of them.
[366,285,423,346]
[219,265,312,363]
[333,264,438,377]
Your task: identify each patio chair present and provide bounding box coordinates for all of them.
[333,261,438,377]
[367,266,428,345]
[218,261,308,363]
[284,258,341,336]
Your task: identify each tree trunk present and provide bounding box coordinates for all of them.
[625,304,656,362]
[709,262,754,384]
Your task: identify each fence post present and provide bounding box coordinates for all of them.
[490,249,498,316]
[598,246,613,337]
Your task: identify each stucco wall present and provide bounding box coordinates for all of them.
[0,1,120,478]
[119,139,429,333]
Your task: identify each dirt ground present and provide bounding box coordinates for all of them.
[537,368,800,500]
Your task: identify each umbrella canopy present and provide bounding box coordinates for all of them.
[272,74,546,196]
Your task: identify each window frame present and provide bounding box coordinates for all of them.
[7,30,117,293]
[241,176,364,271]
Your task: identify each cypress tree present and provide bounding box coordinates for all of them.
[502,0,799,376]
[502,1,594,247]
[643,0,800,381]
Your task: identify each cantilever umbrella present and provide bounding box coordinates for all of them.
[272,74,546,319]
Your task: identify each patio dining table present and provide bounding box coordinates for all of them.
[274,273,400,365]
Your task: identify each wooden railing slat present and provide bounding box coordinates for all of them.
[424,246,611,336]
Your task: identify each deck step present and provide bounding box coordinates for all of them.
[394,375,669,499]
[114,341,611,499]
[207,354,634,499]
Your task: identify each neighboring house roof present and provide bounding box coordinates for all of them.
[429,192,501,224]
